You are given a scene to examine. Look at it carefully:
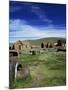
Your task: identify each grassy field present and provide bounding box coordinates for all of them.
[13,49,66,89]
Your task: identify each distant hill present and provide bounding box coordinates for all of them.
[28,37,66,45]
[9,37,66,46]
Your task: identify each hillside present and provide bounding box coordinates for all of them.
[28,37,66,45]
[9,37,66,46]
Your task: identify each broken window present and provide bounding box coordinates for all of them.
[9,52,18,57]
[17,64,22,71]
[19,45,21,50]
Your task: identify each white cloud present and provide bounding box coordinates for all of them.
[30,5,52,23]
[10,2,52,23]
[9,19,66,42]
[10,19,26,31]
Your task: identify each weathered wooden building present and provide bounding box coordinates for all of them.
[9,40,31,51]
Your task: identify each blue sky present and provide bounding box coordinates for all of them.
[9,1,66,43]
